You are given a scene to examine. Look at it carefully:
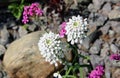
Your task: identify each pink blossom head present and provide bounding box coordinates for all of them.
[22,2,43,24]
[59,22,66,38]
[88,65,104,78]
[110,54,120,60]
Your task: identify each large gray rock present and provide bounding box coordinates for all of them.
[3,31,72,78]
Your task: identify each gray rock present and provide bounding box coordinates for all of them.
[13,30,20,40]
[108,9,120,19]
[111,60,120,67]
[18,26,28,37]
[0,26,9,45]
[92,0,105,11]
[108,30,115,38]
[28,25,36,31]
[100,42,110,58]
[104,57,111,78]
[89,39,103,54]
[12,26,18,30]
[116,37,120,46]
[110,44,119,53]
[102,2,112,16]
[110,21,120,34]
[88,4,95,12]
[105,70,111,78]
[105,0,120,3]
[82,37,90,49]
[109,38,116,44]
[0,45,6,56]
[90,55,104,68]
[0,72,2,78]
[100,22,110,35]
[88,13,108,26]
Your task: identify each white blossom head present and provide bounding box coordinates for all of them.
[38,31,65,67]
[53,72,62,78]
[65,15,88,44]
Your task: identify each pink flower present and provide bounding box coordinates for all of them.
[110,54,120,60]
[59,22,66,38]
[88,65,104,78]
[22,2,43,24]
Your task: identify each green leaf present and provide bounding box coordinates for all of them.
[8,4,18,9]
[21,0,25,4]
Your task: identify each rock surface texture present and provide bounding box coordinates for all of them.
[3,31,66,78]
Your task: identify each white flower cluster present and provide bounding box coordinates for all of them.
[38,32,64,67]
[53,72,62,78]
[65,15,88,44]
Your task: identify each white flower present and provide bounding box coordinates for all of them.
[65,15,88,44]
[53,72,62,78]
[38,31,65,67]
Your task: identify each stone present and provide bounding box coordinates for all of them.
[108,9,120,19]
[110,44,119,53]
[88,4,95,12]
[104,57,111,78]
[88,13,108,27]
[18,26,28,38]
[0,26,9,46]
[112,68,120,78]
[108,30,115,38]
[3,31,72,78]
[111,60,120,67]
[116,37,120,46]
[110,21,120,35]
[90,55,104,69]
[89,39,103,54]
[13,30,20,40]
[0,45,6,56]
[12,26,18,30]
[105,0,120,3]
[82,37,90,49]
[102,2,112,16]
[28,25,36,31]
[100,22,110,35]
[92,0,105,11]
[100,42,110,58]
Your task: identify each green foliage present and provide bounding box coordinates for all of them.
[8,0,25,19]
[61,44,90,78]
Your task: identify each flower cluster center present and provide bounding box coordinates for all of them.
[73,21,79,27]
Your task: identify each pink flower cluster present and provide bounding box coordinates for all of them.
[22,3,43,24]
[88,65,104,78]
[59,22,66,38]
[110,54,120,60]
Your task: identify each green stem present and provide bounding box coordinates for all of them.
[79,67,84,78]
[63,75,76,78]
[63,66,73,78]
